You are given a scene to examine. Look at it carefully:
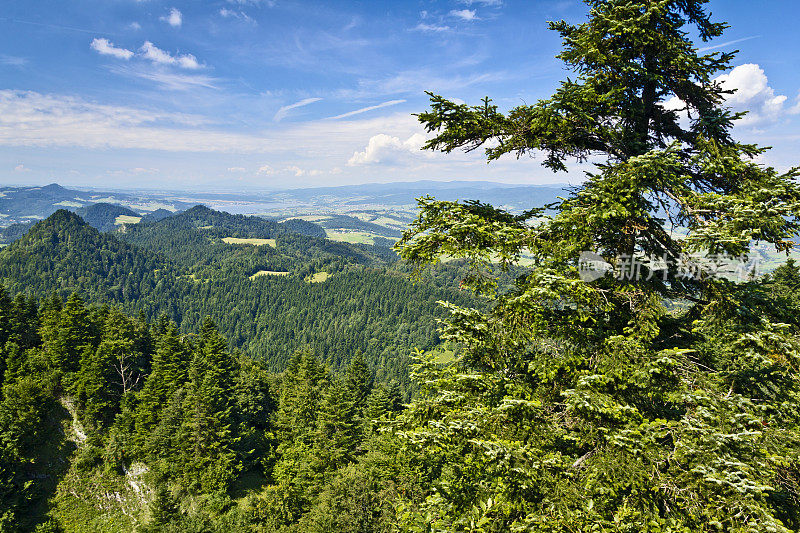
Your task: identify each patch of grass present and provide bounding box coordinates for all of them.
[222,237,276,247]
[307,272,330,283]
[249,270,290,279]
[114,215,142,225]
[325,230,375,245]
[54,201,84,208]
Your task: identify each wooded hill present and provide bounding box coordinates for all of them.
[0,208,470,388]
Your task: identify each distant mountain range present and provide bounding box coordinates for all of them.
[0,180,568,229]
[0,183,194,226]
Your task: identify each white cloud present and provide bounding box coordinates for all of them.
[273,97,322,122]
[0,54,27,66]
[128,22,142,30]
[257,165,276,175]
[228,0,274,5]
[219,8,255,24]
[111,66,218,90]
[353,69,506,97]
[450,9,477,21]
[661,63,796,128]
[328,99,405,120]
[459,0,501,5]
[716,63,789,126]
[790,91,800,115]
[414,23,450,32]
[347,132,428,166]
[14,164,30,172]
[228,167,246,172]
[139,41,201,69]
[0,90,276,153]
[160,8,182,28]
[90,38,134,60]
[697,36,759,52]
[285,165,322,177]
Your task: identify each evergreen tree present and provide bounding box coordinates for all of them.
[147,487,180,529]
[180,317,240,493]
[345,351,373,418]
[314,378,359,473]
[274,349,328,445]
[396,0,800,530]
[75,308,142,429]
[134,322,188,452]
[49,293,93,379]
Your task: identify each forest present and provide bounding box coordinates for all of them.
[0,207,471,390]
[3,0,800,531]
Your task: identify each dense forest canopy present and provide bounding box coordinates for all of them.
[1,1,800,532]
[0,209,470,389]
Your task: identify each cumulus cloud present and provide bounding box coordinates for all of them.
[90,38,134,60]
[128,22,142,31]
[273,97,322,122]
[661,63,796,128]
[14,164,30,172]
[328,100,405,120]
[160,8,182,28]
[791,91,800,115]
[140,41,201,69]
[716,63,789,126]
[347,132,428,166]
[450,9,477,21]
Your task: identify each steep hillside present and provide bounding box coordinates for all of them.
[0,210,179,305]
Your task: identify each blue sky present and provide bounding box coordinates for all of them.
[1,0,799,191]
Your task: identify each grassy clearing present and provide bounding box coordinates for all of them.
[54,201,84,208]
[222,237,276,247]
[307,272,330,283]
[115,215,142,225]
[249,270,290,279]
[325,230,375,245]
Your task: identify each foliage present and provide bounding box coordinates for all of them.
[395,0,800,530]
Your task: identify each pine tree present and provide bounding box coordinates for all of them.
[274,349,328,445]
[50,293,94,379]
[134,322,188,452]
[396,1,800,530]
[345,351,373,417]
[147,486,180,529]
[180,317,240,493]
[314,378,359,472]
[74,308,140,429]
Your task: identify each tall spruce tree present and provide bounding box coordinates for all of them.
[396,0,800,530]
[180,317,240,493]
[134,321,188,453]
